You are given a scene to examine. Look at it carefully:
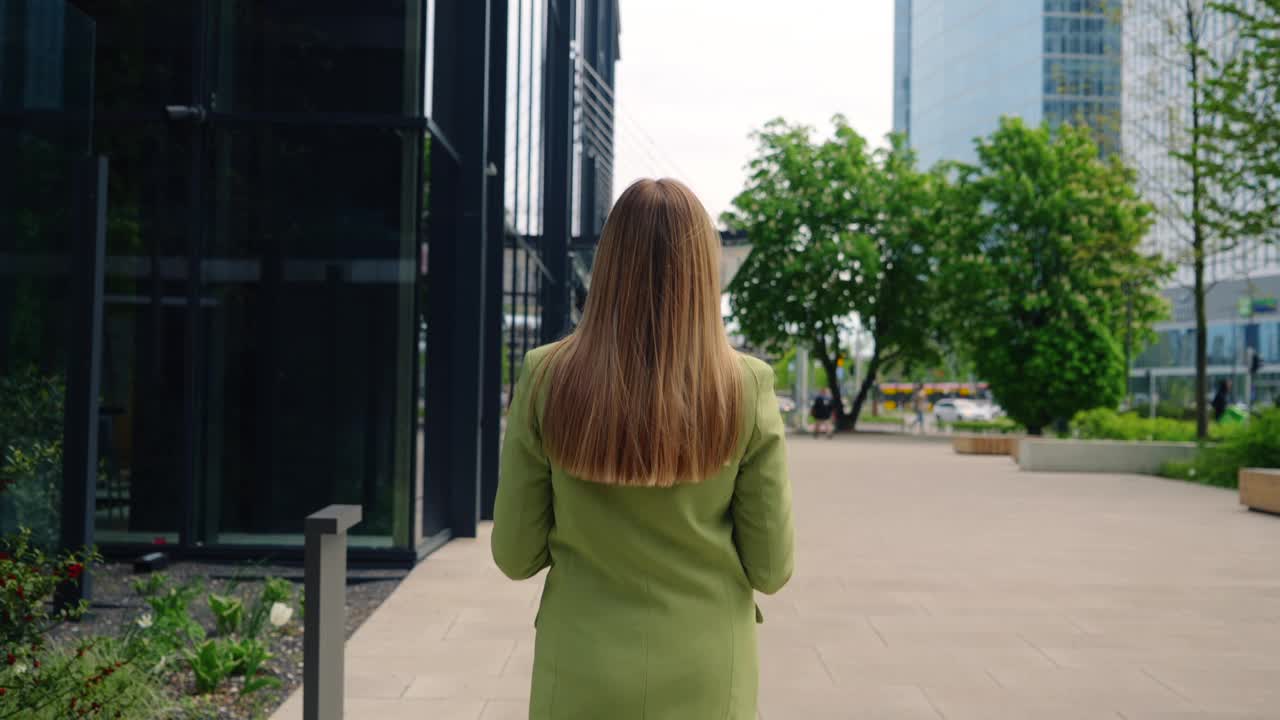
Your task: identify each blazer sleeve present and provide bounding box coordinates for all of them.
[731,362,795,594]
[491,355,554,580]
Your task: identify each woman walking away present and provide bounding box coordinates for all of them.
[493,178,795,720]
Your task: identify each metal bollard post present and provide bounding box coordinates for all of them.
[304,505,362,720]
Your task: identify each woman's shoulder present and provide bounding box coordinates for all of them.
[734,352,775,393]
[521,341,567,374]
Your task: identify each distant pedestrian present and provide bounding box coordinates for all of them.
[910,384,927,433]
[1212,379,1232,422]
[810,387,836,438]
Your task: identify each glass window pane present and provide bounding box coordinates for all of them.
[0,0,96,548]
[213,0,423,115]
[95,122,191,544]
[202,124,418,548]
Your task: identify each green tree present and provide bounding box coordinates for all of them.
[944,118,1167,435]
[1121,0,1254,439]
[1200,0,1280,244]
[842,136,953,423]
[725,120,950,429]
[724,118,879,429]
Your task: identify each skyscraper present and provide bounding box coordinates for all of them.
[893,0,1279,407]
[893,0,1121,167]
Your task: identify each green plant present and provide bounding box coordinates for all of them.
[941,118,1168,436]
[0,369,67,548]
[0,638,179,720]
[131,572,169,598]
[186,639,237,694]
[948,419,1023,434]
[0,531,179,719]
[243,577,295,640]
[1070,408,1212,443]
[725,120,953,430]
[231,638,281,696]
[208,593,245,637]
[0,528,96,649]
[857,414,906,426]
[1180,408,1280,488]
[145,582,206,652]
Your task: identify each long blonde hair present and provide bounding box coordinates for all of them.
[537,179,743,487]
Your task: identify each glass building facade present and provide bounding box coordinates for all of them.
[1,0,619,563]
[893,0,1121,167]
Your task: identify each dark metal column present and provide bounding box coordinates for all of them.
[59,156,107,604]
[425,0,492,539]
[540,0,576,344]
[480,0,508,521]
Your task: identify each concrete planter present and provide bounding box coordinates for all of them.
[1239,468,1280,514]
[952,434,1021,457]
[1018,438,1199,475]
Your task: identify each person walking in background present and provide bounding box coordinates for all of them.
[810,386,836,438]
[492,179,795,720]
[1212,378,1232,422]
[911,384,928,434]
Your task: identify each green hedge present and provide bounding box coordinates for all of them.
[947,418,1023,434]
[857,414,906,425]
[1069,408,1208,442]
[1159,409,1280,489]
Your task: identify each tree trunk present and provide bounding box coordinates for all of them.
[1188,4,1209,441]
[816,352,851,431]
[847,348,883,430]
[1194,241,1208,439]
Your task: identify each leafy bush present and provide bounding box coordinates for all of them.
[0,369,67,548]
[856,414,905,426]
[0,530,180,718]
[948,419,1024,434]
[1165,409,1280,488]
[1070,408,1205,442]
[1130,402,1198,421]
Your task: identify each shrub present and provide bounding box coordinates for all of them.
[856,414,905,426]
[1174,409,1280,489]
[0,370,67,548]
[948,419,1024,435]
[1070,408,1205,442]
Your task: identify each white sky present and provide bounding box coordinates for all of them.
[610,0,895,223]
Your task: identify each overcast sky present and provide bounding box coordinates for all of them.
[610,0,895,223]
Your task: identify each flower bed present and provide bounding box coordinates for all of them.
[45,560,405,719]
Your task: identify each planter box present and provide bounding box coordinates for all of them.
[953,434,1020,457]
[1239,468,1280,514]
[1018,438,1198,475]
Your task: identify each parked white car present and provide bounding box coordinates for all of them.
[933,398,998,424]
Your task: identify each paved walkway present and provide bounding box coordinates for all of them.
[274,436,1280,719]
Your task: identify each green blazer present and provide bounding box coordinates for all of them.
[492,344,795,720]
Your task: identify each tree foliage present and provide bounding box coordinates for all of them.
[1121,0,1252,438]
[724,118,947,428]
[1201,0,1280,244]
[943,118,1168,435]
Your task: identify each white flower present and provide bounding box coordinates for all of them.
[269,602,294,628]
[13,663,27,675]
[136,613,154,629]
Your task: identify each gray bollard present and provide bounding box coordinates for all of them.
[304,505,362,720]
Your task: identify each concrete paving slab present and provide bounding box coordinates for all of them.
[272,436,1280,719]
